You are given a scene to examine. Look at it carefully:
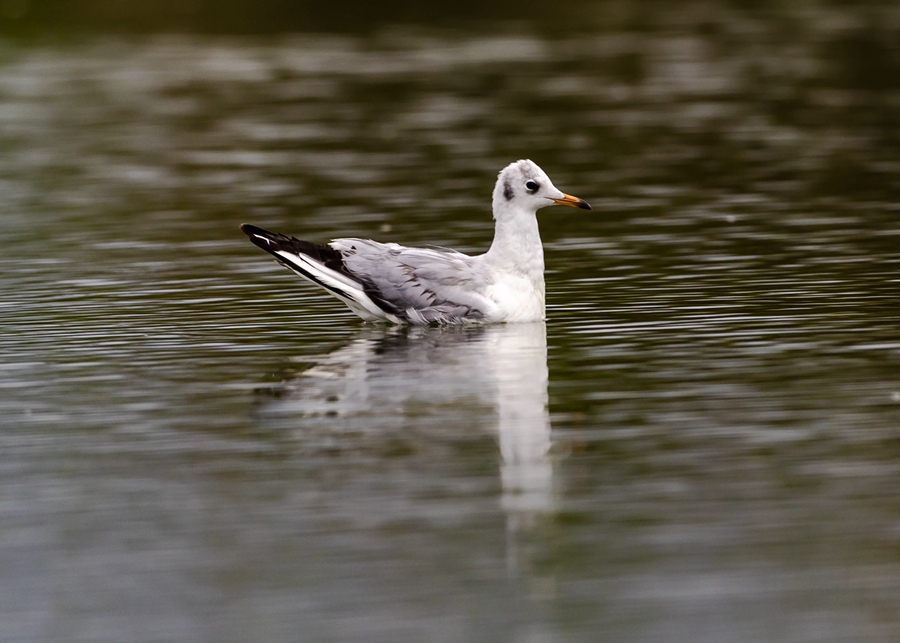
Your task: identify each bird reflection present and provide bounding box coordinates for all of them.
[255,322,554,572]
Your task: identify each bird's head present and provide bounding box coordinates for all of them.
[492,159,591,217]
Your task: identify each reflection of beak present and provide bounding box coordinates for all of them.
[552,193,592,210]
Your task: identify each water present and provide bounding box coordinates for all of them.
[1,6,900,642]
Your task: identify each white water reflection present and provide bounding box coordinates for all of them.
[488,324,553,515]
[255,322,554,557]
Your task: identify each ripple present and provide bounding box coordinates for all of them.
[1,19,899,643]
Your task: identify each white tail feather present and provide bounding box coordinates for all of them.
[273,250,395,321]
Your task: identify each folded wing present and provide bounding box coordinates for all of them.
[331,239,495,323]
[241,224,494,324]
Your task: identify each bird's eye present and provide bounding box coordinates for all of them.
[525,180,540,193]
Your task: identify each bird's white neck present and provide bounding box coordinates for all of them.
[485,202,545,279]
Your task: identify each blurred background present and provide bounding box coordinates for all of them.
[1,1,899,642]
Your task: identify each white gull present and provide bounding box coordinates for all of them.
[241,159,591,324]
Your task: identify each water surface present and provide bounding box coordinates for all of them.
[1,8,899,642]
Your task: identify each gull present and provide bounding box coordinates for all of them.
[240,159,590,324]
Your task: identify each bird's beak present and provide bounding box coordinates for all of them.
[552,193,592,210]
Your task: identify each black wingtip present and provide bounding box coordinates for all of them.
[240,223,269,237]
[240,223,285,255]
[240,223,353,280]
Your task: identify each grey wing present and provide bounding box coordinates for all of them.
[330,239,495,323]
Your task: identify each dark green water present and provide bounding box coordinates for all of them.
[1,5,899,642]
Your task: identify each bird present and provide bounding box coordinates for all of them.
[240,159,591,325]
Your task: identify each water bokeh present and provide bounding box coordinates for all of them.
[1,3,899,641]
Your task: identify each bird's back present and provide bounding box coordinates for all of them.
[331,238,496,324]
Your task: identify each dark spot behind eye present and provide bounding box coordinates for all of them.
[503,180,514,201]
[525,180,540,193]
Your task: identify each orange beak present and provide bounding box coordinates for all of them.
[552,193,592,210]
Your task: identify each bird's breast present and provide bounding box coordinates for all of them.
[484,272,546,322]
